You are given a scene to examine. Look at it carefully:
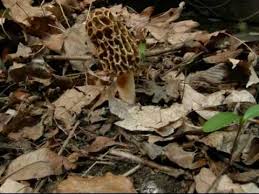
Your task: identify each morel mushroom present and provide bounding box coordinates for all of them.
[85,8,140,104]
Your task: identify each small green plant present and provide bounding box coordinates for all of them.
[138,41,146,61]
[202,104,259,133]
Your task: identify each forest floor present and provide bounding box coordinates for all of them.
[0,0,259,193]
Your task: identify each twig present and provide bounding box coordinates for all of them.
[123,164,141,176]
[45,55,92,61]
[145,46,179,57]
[40,0,46,16]
[109,149,185,177]
[0,8,11,39]
[223,32,257,65]
[206,164,230,193]
[34,178,47,193]
[44,45,180,62]
[82,149,111,176]
[58,120,80,156]
[55,0,70,28]
[206,132,251,192]
[48,24,65,32]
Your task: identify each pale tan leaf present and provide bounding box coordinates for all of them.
[54,173,136,193]
[165,143,206,169]
[194,168,216,193]
[223,90,256,104]
[6,148,75,180]
[64,23,94,71]
[199,131,253,155]
[0,179,33,193]
[88,136,117,153]
[54,85,103,129]
[203,49,242,64]
[110,98,188,134]
[43,34,65,53]
[8,43,32,59]
[195,168,259,193]
[2,0,52,26]
[146,2,185,42]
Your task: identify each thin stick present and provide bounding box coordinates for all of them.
[145,46,178,57]
[82,150,110,176]
[206,132,251,192]
[44,46,178,62]
[123,164,141,176]
[34,178,47,193]
[55,0,70,28]
[109,149,185,177]
[45,55,92,61]
[58,120,80,156]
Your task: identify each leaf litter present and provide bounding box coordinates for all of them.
[0,0,259,192]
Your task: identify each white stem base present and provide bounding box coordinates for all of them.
[116,70,135,104]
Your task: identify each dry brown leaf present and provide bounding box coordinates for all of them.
[6,148,75,180]
[142,142,163,160]
[165,143,206,169]
[146,2,185,42]
[229,169,259,183]
[242,137,259,165]
[8,43,32,60]
[183,84,256,120]
[9,89,30,104]
[121,6,153,39]
[137,80,172,103]
[43,34,65,53]
[1,108,38,135]
[148,135,175,144]
[87,136,117,153]
[0,179,33,193]
[54,173,136,193]
[2,0,61,38]
[167,31,203,48]
[229,58,240,68]
[2,0,52,26]
[109,97,188,135]
[246,52,259,87]
[54,85,103,129]
[0,113,13,133]
[199,131,253,155]
[63,23,94,71]
[186,64,229,92]
[223,90,256,104]
[8,62,27,83]
[9,123,44,141]
[195,168,259,193]
[182,84,206,111]
[194,168,216,193]
[203,49,242,64]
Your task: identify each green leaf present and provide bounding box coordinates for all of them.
[202,112,241,133]
[138,42,146,60]
[243,104,259,122]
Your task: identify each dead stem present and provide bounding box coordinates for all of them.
[55,0,70,28]
[109,149,186,178]
[123,164,142,176]
[58,120,80,156]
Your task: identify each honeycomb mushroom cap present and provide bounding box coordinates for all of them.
[85,8,140,76]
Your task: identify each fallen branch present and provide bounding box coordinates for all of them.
[58,120,80,156]
[109,149,187,178]
[45,55,92,61]
[44,46,179,62]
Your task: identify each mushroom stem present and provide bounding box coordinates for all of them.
[116,70,135,104]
